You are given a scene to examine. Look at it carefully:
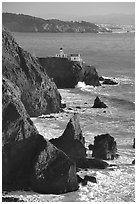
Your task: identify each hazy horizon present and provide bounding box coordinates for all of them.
[2,2,135,25]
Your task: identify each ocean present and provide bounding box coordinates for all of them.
[10,32,135,202]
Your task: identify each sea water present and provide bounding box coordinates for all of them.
[11,32,135,202]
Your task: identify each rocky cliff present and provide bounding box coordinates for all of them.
[38,57,101,88]
[2,27,61,116]
[2,13,111,33]
[2,76,78,193]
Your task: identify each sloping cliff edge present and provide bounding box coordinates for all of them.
[2,27,61,117]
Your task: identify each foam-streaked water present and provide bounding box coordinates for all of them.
[8,32,134,202]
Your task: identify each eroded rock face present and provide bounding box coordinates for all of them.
[92,96,108,108]
[2,77,78,193]
[38,57,101,88]
[2,27,61,117]
[50,113,86,160]
[92,133,117,160]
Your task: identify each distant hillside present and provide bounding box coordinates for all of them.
[2,13,111,33]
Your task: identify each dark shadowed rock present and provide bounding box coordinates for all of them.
[2,77,78,193]
[2,27,61,117]
[88,144,94,150]
[38,57,101,88]
[84,175,97,183]
[132,159,135,165]
[75,158,109,169]
[99,76,105,81]
[2,197,24,202]
[92,96,108,108]
[77,175,87,186]
[133,138,135,148]
[92,133,117,160]
[50,113,86,160]
[102,78,118,85]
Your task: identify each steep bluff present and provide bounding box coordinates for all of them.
[38,57,101,88]
[2,27,61,116]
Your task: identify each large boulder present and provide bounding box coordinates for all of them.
[92,133,117,160]
[92,96,108,108]
[2,27,61,117]
[2,77,78,193]
[38,57,101,88]
[50,113,86,160]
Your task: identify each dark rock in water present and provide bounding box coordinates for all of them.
[133,138,135,148]
[76,106,81,109]
[92,96,108,108]
[77,175,87,186]
[38,57,101,88]
[102,78,118,85]
[50,113,86,160]
[92,133,117,160]
[132,159,135,164]
[76,158,109,169]
[2,77,78,193]
[99,76,105,81]
[2,197,24,202]
[84,175,97,183]
[68,107,73,110]
[61,103,66,109]
[88,144,94,150]
[2,27,61,117]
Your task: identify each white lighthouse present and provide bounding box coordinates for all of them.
[56,48,67,58]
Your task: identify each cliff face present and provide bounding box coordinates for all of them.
[2,13,111,33]
[38,57,101,88]
[2,27,61,116]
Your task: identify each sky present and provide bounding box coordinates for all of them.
[2,2,135,20]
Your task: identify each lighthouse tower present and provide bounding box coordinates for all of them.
[55,48,67,58]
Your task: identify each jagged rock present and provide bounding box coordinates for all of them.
[77,175,87,186]
[50,113,86,160]
[92,133,117,160]
[2,77,78,193]
[133,138,135,148]
[92,96,108,108]
[38,57,101,88]
[2,27,61,117]
[99,76,105,81]
[102,78,118,85]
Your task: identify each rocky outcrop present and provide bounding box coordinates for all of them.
[102,78,118,85]
[2,77,78,193]
[92,133,117,160]
[38,57,101,88]
[92,96,108,108]
[2,13,111,33]
[50,113,86,160]
[76,158,109,169]
[2,27,61,117]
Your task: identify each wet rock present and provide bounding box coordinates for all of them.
[2,27,61,117]
[61,103,66,109]
[76,158,109,169]
[2,197,24,202]
[88,144,94,150]
[102,78,118,85]
[50,113,86,160]
[2,77,78,193]
[92,133,117,160]
[133,138,135,148]
[92,96,108,108]
[77,175,87,186]
[132,159,135,164]
[76,106,81,109]
[99,76,105,81]
[84,175,97,183]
